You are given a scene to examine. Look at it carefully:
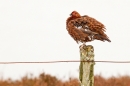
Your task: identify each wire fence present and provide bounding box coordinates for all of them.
[0,60,130,64]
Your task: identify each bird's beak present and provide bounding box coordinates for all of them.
[70,14,72,16]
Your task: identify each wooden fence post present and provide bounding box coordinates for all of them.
[79,44,95,86]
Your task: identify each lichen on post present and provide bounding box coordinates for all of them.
[79,44,95,86]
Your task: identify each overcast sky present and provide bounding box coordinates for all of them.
[0,0,130,81]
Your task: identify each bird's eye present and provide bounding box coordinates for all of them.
[71,12,75,15]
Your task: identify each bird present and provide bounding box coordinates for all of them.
[66,11,111,44]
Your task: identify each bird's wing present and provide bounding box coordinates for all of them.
[67,19,91,43]
[67,16,111,42]
[74,15,106,34]
[82,15,111,42]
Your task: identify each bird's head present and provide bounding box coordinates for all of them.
[70,11,81,18]
[66,11,81,24]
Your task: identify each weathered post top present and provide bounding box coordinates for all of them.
[79,44,95,86]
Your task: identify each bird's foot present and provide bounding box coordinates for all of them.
[88,36,91,40]
[91,35,94,41]
[88,35,94,41]
[83,42,86,45]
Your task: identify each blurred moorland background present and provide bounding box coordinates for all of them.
[0,72,130,86]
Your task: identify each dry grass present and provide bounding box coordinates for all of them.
[0,73,130,86]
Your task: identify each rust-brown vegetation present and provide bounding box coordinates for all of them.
[0,73,130,86]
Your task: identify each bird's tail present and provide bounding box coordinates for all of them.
[94,34,111,42]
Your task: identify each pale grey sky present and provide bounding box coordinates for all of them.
[0,0,130,81]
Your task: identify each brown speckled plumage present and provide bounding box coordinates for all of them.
[66,11,111,43]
